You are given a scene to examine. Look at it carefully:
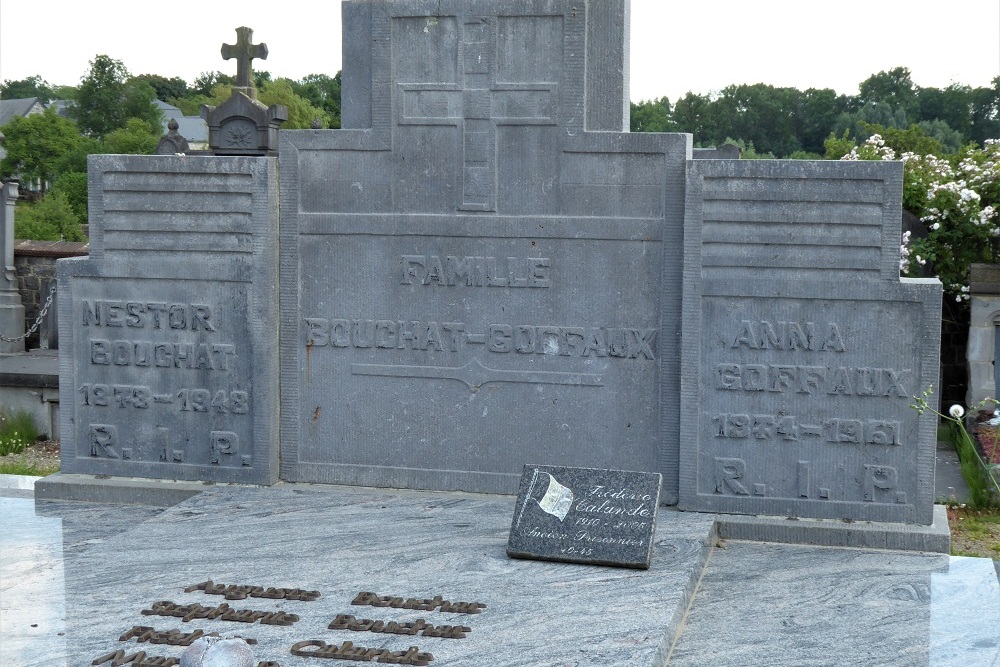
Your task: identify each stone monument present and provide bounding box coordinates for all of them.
[0,180,25,353]
[279,0,687,500]
[45,3,943,533]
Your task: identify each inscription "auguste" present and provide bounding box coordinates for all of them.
[401,255,550,288]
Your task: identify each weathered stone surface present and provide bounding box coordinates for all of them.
[507,464,661,569]
[680,160,942,524]
[279,0,687,499]
[57,155,280,484]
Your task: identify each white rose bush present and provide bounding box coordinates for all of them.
[844,135,1000,302]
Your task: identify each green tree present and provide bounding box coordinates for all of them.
[72,55,161,137]
[0,75,55,103]
[103,118,158,155]
[671,92,716,146]
[131,74,188,101]
[856,67,919,122]
[630,97,675,132]
[917,84,973,140]
[13,192,84,241]
[711,83,801,157]
[48,171,88,224]
[192,71,235,97]
[292,73,342,128]
[970,77,1000,145]
[0,107,83,193]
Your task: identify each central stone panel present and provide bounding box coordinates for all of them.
[279,0,687,496]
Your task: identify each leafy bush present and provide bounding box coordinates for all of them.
[14,192,85,241]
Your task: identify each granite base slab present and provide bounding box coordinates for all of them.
[715,504,951,554]
[5,485,717,667]
[666,541,1000,667]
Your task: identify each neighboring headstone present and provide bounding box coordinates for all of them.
[967,263,1000,406]
[680,160,941,524]
[279,0,688,499]
[156,119,190,155]
[57,155,280,484]
[202,27,288,156]
[692,143,742,160]
[507,465,662,569]
[0,180,25,353]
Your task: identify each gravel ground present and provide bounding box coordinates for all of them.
[0,439,61,472]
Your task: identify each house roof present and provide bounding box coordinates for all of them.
[0,97,44,127]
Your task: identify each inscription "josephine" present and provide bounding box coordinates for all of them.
[140,600,298,625]
[401,255,550,288]
[305,319,655,359]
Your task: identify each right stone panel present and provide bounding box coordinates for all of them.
[681,160,942,524]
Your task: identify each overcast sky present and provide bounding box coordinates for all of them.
[1,0,998,102]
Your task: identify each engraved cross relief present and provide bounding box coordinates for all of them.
[396,17,558,212]
[222,26,268,89]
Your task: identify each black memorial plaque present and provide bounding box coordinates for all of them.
[506,465,662,569]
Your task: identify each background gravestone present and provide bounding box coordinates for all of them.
[279,0,688,498]
[57,155,280,484]
[680,160,942,524]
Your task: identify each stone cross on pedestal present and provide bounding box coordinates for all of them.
[221,26,267,94]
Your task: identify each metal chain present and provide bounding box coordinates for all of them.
[1,279,56,343]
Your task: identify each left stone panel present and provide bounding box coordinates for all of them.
[57,155,279,484]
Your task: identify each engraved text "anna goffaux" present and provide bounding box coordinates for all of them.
[401,255,550,288]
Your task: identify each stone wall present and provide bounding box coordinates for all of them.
[13,240,88,348]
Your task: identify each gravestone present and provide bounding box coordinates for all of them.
[680,161,941,524]
[56,155,280,484]
[45,2,944,532]
[507,464,662,568]
[279,0,687,499]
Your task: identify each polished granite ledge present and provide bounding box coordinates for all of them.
[2,484,716,667]
[2,479,998,667]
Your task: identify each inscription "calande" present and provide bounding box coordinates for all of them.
[329,614,471,639]
[292,640,432,665]
[305,319,655,359]
[401,255,550,288]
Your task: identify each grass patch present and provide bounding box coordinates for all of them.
[0,454,59,476]
[948,505,1000,559]
[0,409,39,456]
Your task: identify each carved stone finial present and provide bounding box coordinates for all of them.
[156,118,190,155]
